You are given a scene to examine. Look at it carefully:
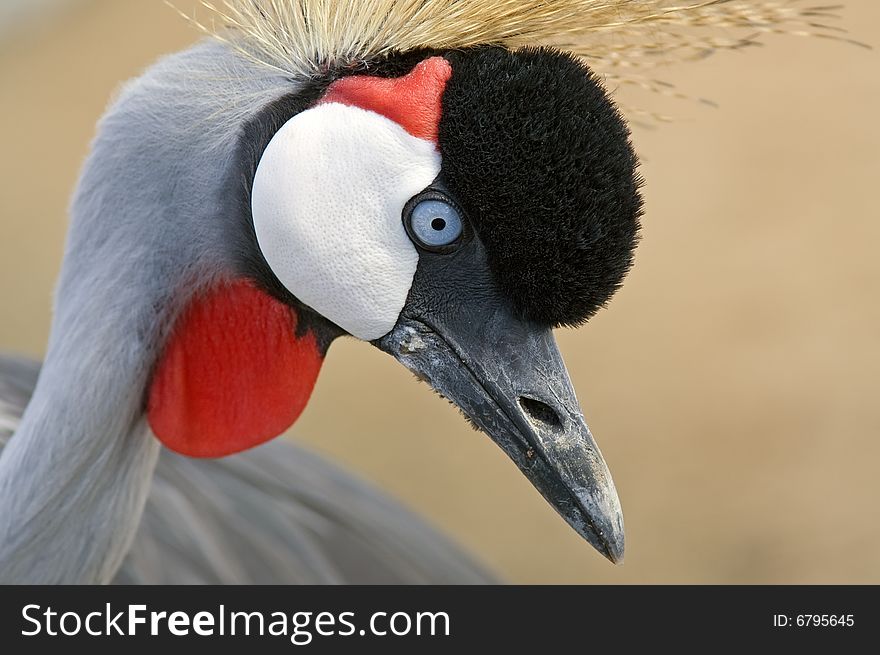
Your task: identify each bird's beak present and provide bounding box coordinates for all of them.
[376,306,624,563]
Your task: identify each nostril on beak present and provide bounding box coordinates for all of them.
[519,396,563,430]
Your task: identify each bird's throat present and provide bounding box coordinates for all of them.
[148,280,325,458]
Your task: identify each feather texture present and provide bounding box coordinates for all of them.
[0,355,495,583]
[173,0,859,80]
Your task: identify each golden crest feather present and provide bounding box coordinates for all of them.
[173,0,860,81]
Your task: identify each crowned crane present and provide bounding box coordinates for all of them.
[0,1,847,584]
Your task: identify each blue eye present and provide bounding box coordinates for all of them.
[406,199,463,250]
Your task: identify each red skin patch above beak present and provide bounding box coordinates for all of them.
[319,56,452,143]
[148,281,324,458]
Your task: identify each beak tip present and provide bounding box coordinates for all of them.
[603,536,625,565]
[576,496,625,565]
[586,520,625,565]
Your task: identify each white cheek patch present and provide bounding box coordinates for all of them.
[251,103,440,340]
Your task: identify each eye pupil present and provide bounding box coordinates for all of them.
[431,218,447,231]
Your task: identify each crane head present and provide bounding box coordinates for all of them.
[239,47,640,562]
[56,39,646,565]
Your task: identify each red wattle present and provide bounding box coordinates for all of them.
[319,56,452,143]
[148,280,324,458]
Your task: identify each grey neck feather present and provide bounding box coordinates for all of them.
[0,41,296,583]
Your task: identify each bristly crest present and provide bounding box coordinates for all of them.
[175,1,860,80]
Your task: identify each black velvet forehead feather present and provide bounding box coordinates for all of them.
[438,46,643,327]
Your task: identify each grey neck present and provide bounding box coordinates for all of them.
[0,205,168,583]
[0,352,160,583]
[0,40,294,583]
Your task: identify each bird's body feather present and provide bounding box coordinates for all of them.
[0,355,494,584]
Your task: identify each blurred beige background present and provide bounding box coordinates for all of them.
[1,1,877,583]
